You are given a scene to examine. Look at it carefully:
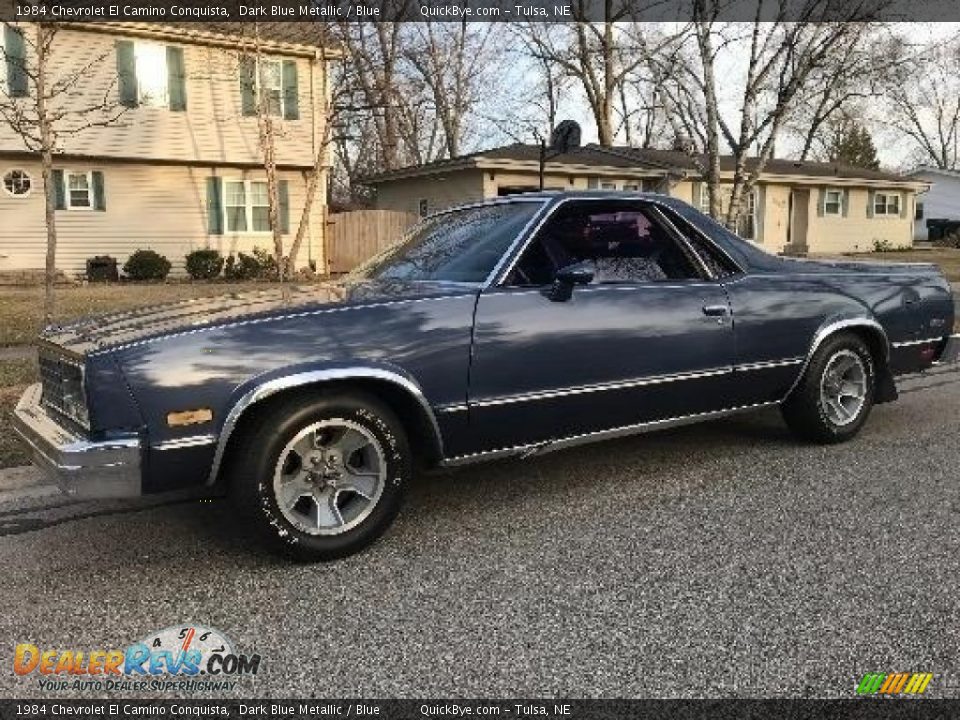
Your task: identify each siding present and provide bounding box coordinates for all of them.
[0,158,326,276]
[374,169,486,216]
[0,26,326,167]
[911,172,960,241]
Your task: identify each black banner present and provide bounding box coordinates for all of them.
[2,700,960,720]
[1,0,958,23]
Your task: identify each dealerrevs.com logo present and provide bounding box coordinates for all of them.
[14,625,261,693]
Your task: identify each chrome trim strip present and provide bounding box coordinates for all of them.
[152,434,217,451]
[207,368,444,485]
[440,401,778,468]
[891,337,943,348]
[471,366,734,409]
[735,357,804,372]
[435,404,468,414]
[781,318,889,401]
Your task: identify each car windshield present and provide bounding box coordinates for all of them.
[351,201,543,283]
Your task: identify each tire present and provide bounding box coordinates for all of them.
[781,332,876,444]
[230,391,410,561]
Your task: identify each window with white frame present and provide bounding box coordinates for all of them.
[66,171,92,209]
[874,192,901,217]
[258,59,283,117]
[224,179,272,232]
[134,42,169,108]
[823,188,843,216]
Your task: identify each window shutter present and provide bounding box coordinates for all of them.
[239,55,256,117]
[816,187,825,217]
[899,193,908,219]
[166,46,187,111]
[282,60,299,120]
[115,40,138,108]
[206,177,223,235]
[866,190,875,218]
[841,189,849,218]
[52,169,65,210]
[4,25,28,98]
[278,180,290,233]
[91,171,106,211]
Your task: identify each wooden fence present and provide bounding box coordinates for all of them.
[326,209,418,273]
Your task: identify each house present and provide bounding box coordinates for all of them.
[906,166,960,241]
[0,22,335,277]
[365,143,925,255]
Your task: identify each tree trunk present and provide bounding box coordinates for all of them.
[36,26,57,323]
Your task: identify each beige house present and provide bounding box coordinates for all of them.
[367,144,926,255]
[0,22,334,277]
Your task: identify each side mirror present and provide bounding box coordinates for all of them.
[548,260,595,302]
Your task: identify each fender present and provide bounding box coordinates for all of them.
[206,364,445,485]
[781,315,890,402]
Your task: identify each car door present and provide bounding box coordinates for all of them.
[464,198,737,455]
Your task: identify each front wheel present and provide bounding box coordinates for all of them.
[231,392,410,561]
[781,332,876,444]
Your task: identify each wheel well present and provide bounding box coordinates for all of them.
[216,378,443,486]
[830,324,897,404]
[843,325,889,372]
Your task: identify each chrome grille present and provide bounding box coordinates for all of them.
[38,351,89,428]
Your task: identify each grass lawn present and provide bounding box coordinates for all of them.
[0,358,43,469]
[813,247,960,284]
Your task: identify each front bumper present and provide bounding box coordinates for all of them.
[935,334,960,366]
[12,383,142,498]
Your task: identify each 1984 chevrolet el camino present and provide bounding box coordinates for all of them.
[13,192,960,560]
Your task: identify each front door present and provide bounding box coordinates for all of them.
[465,199,736,455]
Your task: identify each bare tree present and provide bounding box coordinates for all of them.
[519,4,654,147]
[791,24,903,161]
[884,34,960,170]
[0,21,126,321]
[404,21,497,159]
[653,4,881,229]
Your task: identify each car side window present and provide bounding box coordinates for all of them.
[507,201,701,286]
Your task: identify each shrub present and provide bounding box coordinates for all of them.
[185,249,224,280]
[123,249,171,281]
[223,252,261,280]
[223,247,282,280]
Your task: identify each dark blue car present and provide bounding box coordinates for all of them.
[14,193,960,560]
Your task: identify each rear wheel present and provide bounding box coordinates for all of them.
[231,392,410,561]
[781,332,876,444]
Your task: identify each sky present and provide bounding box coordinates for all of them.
[512,22,960,171]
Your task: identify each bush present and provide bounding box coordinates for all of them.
[185,249,224,280]
[223,247,282,280]
[223,252,261,280]
[123,249,171,281]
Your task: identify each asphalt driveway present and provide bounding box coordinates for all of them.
[0,366,957,700]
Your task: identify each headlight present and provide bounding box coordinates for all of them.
[38,351,90,429]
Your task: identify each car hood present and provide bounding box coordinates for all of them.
[40,279,479,357]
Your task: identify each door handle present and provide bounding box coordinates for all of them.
[702,305,729,317]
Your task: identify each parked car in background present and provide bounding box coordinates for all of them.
[14,193,959,560]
